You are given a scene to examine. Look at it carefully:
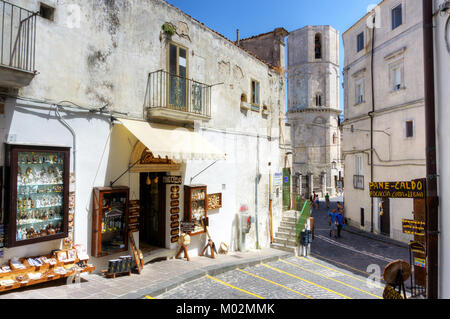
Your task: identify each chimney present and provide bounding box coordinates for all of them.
[236,29,240,46]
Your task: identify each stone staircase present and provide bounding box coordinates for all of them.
[270,210,298,253]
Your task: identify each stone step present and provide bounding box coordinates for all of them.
[270,242,296,254]
[280,221,297,228]
[275,231,295,239]
[282,216,297,223]
[273,237,297,247]
[277,226,297,234]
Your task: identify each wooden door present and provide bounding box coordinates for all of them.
[380,198,391,235]
[140,173,166,247]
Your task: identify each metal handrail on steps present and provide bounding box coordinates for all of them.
[295,200,310,245]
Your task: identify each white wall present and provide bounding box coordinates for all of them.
[0,0,286,261]
[434,0,450,299]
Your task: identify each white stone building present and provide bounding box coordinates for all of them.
[287,25,343,198]
[342,0,426,242]
[0,0,289,270]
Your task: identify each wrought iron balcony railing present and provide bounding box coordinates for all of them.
[353,175,364,190]
[145,70,211,122]
[0,1,37,73]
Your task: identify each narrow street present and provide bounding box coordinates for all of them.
[155,198,410,299]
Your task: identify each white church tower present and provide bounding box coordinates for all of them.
[287,25,343,198]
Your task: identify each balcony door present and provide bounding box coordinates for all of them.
[168,42,188,111]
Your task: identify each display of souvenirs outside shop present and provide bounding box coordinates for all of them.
[0,144,94,293]
[91,118,227,265]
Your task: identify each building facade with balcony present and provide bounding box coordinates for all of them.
[0,0,289,270]
[342,0,426,242]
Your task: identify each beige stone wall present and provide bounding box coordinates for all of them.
[342,0,426,242]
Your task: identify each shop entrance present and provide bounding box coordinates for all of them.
[139,172,166,248]
[380,197,391,235]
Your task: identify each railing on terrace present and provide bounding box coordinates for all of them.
[145,70,211,119]
[0,1,37,73]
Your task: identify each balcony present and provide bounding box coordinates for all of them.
[145,70,211,125]
[353,175,364,190]
[0,1,37,88]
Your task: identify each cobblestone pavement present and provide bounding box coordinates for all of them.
[156,197,410,300]
[0,198,410,299]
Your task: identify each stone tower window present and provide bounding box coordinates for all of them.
[315,33,322,59]
[315,93,323,107]
[333,133,338,144]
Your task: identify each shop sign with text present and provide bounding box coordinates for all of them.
[369,180,425,198]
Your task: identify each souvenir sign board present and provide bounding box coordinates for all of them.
[163,176,182,184]
[402,219,425,236]
[169,186,180,243]
[369,180,425,198]
[128,200,140,233]
[180,221,195,233]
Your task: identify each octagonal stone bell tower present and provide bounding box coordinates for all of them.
[286,25,343,198]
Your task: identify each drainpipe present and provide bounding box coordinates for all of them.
[369,15,376,234]
[422,0,439,299]
[254,134,261,249]
[54,105,77,243]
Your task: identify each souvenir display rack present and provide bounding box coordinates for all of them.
[4,145,70,247]
[92,187,129,257]
[0,248,94,293]
[184,185,207,236]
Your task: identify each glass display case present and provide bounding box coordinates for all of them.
[4,145,70,247]
[92,187,129,257]
[184,185,207,236]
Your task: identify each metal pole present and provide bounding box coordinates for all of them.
[422,0,439,299]
[369,14,376,234]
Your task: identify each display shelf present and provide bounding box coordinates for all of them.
[0,250,95,293]
[184,185,207,236]
[92,187,129,257]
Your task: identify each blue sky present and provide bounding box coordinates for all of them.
[166,0,383,112]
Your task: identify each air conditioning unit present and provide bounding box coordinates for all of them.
[440,0,450,12]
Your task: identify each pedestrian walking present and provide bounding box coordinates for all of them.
[336,210,345,238]
[337,201,343,213]
[328,208,338,238]
[325,193,330,208]
[313,191,319,209]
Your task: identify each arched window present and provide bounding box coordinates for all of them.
[315,33,322,59]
